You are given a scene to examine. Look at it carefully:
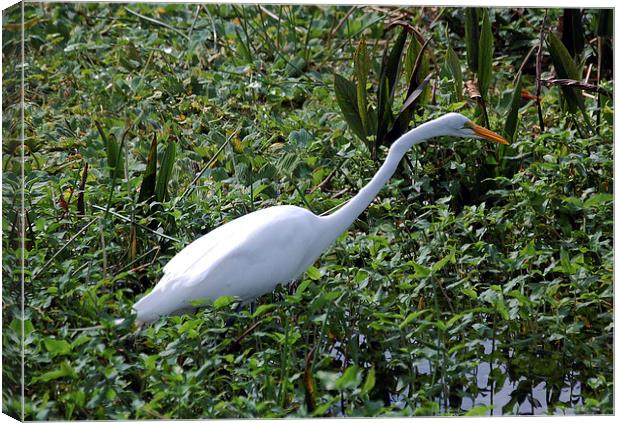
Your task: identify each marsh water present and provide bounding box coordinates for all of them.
[411,340,583,415]
[331,338,582,415]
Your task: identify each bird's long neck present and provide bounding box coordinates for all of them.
[321,119,442,238]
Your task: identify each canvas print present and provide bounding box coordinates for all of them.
[1,2,613,419]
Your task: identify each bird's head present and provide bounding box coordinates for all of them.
[438,112,509,145]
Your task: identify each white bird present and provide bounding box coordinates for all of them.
[133,113,508,324]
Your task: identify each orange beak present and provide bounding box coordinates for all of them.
[466,122,510,145]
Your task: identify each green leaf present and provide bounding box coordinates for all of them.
[335,365,362,390]
[44,339,72,357]
[411,261,431,278]
[155,139,176,202]
[252,304,277,318]
[546,32,591,128]
[315,370,340,390]
[464,8,480,72]
[504,72,522,142]
[285,56,306,77]
[496,297,510,321]
[384,28,408,99]
[465,405,494,416]
[400,309,430,329]
[138,133,158,203]
[446,43,463,101]
[477,9,494,98]
[584,193,613,208]
[295,278,311,297]
[375,76,393,150]
[403,35,430,105]
[96,120,123,179]
[306,265,321,281]
[431,251,455,273]
[361,367,376,395]
[354,38,371,135]
[333,73,367,142]
[213,295,236,310]
[461,288,478,299]
[34,361,76,383]
[560,248,573,274]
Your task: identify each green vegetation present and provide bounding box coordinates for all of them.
[2,4,613,419]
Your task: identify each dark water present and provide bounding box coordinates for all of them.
[331,338,582,415]
[393,340,582,415]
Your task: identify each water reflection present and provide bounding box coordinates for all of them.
[409,340,583,415]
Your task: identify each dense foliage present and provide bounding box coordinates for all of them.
[2,4,613,419]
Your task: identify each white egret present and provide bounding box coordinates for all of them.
[133,113,508,323]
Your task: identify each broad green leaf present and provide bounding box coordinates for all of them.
[155,139,176,202]
[361,367,376,395]
[285,56,306,77]
[306,265,321,281]
[10,318,34,337]
[504,72,522,142]
[432,251,455,273]
[34,361,76,383]
[560,248,573,274]
[546,32,591,128]
[400,309,430,329]
[44,339,72,357]
[411,261,431,278]
[403,35,430,105]
[295,278,312,297]
[335,365,362,390]
[316,370,340,390]
[312,396,340,416]
[496,297,510,321]
[138,133,158,203]
[477,9,494,98]
[213,295,236,310]
[465,405,494,416]
[461,288,478,299]
[584,193,613,208]
[384,28,408,99]
[464,8,480,72]
[252,304,276,318]
[446,43,463,101]
[334,73,367,142]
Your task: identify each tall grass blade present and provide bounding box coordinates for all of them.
[446,42,463,101]
[464,8,480,73]
[384,28,408,99]
[77,162,88,216]
[95,120,123,179]
[561,9,584,58]
[354,38,371,135]
[403,35,431,105]
[386,73,432,145]
[155,139,176,202]
[546,32,592,130]
[477,9,494,99]
[504,72,522,142]
[138,134,158,203]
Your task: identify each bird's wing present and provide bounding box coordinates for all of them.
[160,206,317,286]
[162,217,249,280]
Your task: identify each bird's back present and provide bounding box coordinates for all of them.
[133,205,324,322]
